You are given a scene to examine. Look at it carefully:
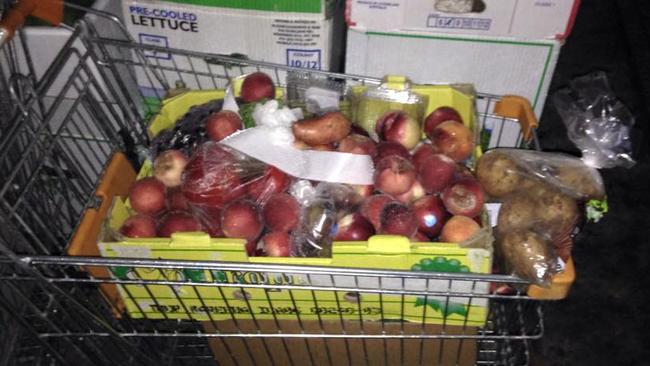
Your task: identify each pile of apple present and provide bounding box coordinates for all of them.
[119,72,486,257]
[349,107,485,245]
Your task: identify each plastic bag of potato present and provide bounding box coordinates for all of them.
[476,148,605,287]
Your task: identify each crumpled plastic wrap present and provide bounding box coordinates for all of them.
[554,71,636,169]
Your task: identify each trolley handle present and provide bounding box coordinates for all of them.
[0,0,63,46]
[493,95,538,142]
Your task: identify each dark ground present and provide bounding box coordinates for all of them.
[532,0,650,365]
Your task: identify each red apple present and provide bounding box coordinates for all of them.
[167,187,190,211]
[221,199,264,241]
[262,193,300,232]
[337,134,377,157]
[334,213,375,241]
[412,195,448,238]
[120,214,157,238]
[247,166,292,204]
[374,141,411,163]
[240,72,275,103]
[411,231,431,243]
[418,153,456,194]
[442,178,485,217]
[411,143,439,172]
[379,202,418,238]
[424,106,462,138]
[205,110,242,142]
[259,231,291,257]
[374,155,417,196]
[440,215,480,243]
[376,111,421,150]
[157,211,204,237]
[182,143,245,208]
[360,194,396,231]
[129,177,167,216]
[431,121,474,162]
[395,180,425,204]
[154,150,189,188]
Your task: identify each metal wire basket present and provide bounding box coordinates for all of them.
[0,3,547,365]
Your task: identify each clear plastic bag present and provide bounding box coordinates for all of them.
[496,228,558,287]
[285,70,347,115]
[476,148,605,286]
[553,71,636,169]
[180,142,293,209]
[476,148,605,201]
[149,99,223,158]
[353,76,428,140]
[290,183,363,258]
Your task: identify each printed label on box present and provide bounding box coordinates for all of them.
[287,49,322,69]
[138,33,171,59]
[427,14,491,31]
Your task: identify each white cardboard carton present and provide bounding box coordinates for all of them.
[345,28,561,117]
[122,0,338,94]
[346,0,579,40]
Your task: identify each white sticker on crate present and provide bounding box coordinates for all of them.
[111,245,152,258]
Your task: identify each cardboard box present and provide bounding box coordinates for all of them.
[346,0,580,40]
[203,319,478,366]
[122,0,342,95]
[345,28,561,117]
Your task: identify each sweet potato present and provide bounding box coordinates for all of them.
[292,111,351,146]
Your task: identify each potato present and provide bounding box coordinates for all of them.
[476,151,522,198]
[292,111,351,146]
[554,164,605,200]
[499,229,556,285]
[532,186,579,238]
[497,193,538,232]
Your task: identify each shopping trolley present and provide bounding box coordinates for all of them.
[0,2,573,365]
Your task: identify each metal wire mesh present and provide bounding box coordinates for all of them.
[0,6,540,366]
[0,255,541,365]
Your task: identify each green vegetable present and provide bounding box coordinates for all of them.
[586,199,608,223]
